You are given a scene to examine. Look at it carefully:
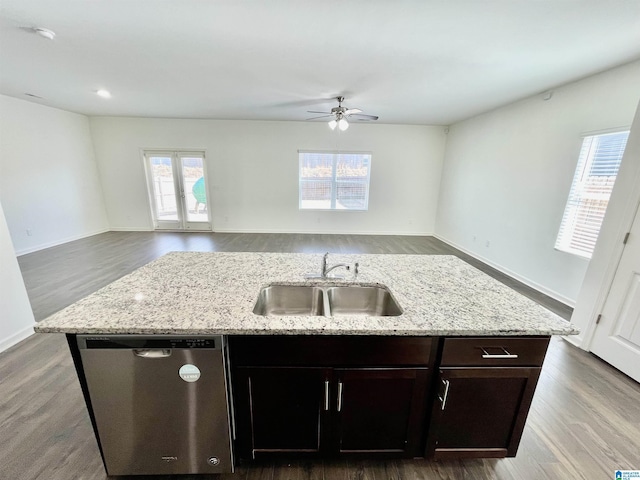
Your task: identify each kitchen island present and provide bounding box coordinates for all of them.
[34,252,578,475]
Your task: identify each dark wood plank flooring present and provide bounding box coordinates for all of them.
[3,232,637,480]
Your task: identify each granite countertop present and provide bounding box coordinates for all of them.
[34,252,579,336]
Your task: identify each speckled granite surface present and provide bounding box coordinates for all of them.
[34,252,579,336]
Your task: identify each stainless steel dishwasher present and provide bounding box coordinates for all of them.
[78,335,233,476]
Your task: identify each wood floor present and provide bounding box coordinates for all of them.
[2,232,638,480]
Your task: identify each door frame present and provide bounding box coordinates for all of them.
[141,149,212,231]
[587,197,640,382]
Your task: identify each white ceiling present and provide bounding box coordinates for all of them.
[1,1,639,125]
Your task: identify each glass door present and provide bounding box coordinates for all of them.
[144,151,211,231]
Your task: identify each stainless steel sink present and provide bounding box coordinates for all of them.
[252,285,325,316]
[253,285,402,316]
[326,286,403,316]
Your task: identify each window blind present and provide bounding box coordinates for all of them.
[555,131,629,258]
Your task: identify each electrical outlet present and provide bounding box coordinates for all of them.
[26,228,32,236]
[472,235,477,242]
[485,240,491,247]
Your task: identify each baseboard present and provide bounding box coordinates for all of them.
[562,335,584,349]
[213,228,434,236]
[102,226,434,236]
[434,234,575,308]
[0,324,35,353]
[109,227,154,232]
[15,228,110,256]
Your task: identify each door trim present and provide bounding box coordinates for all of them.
[577,198,640,351]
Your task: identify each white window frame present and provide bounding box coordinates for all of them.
[298,150,372,211]
[555,129,629,259]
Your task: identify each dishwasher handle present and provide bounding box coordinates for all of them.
[132,349,172,358]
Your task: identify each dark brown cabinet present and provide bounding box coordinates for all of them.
[334,368,429,456]
[233,367,331,456]
[229,336,435,460]
[229,335,550,462]
[425,336,550,459]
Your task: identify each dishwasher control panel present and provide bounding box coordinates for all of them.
[78,335,221,350]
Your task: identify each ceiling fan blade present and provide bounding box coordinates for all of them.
[307,110,332,114]
[344,108,362,115]
[350,113,379,120]
[306,115,334,120]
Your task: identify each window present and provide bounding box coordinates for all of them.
[556,130,629,258]
[299,151,371,210]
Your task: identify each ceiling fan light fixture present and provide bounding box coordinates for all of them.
[310,96,376,129]
[33,27,56,40]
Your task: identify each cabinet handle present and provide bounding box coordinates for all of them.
[438,379,450,411]
[337,381,344,412]
[481,347,518,359]
[324,380,330,411]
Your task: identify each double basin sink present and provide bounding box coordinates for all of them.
[253,284,403,317]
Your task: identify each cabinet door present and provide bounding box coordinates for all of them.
[334,368,429,457]
[427,367,541,459]
[234,367,331,459]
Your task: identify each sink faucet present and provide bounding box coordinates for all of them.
[321,252,350,278]
[304,253,350,279]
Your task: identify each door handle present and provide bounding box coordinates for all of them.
[337,381,344,412]
[133,349,172,358]
[324,380,330,411]
[438,378,450,410]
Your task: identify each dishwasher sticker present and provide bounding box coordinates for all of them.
[179,364,201,382]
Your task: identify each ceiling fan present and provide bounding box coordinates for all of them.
[306,96,379,130]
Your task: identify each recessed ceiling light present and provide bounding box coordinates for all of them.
[96,89,111,99]
[33,27,56,40]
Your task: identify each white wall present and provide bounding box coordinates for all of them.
[569,100,640,348]
[435,60,640,305]
[90,118,446,235]
[0,95,109,255]
[0,200,35,351]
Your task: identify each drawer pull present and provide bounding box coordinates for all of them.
[481,347,518,359]
[337,381,344,412]
[438,378,450,410]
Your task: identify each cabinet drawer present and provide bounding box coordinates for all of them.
[440,337,549,367]
[229,336,433,366]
